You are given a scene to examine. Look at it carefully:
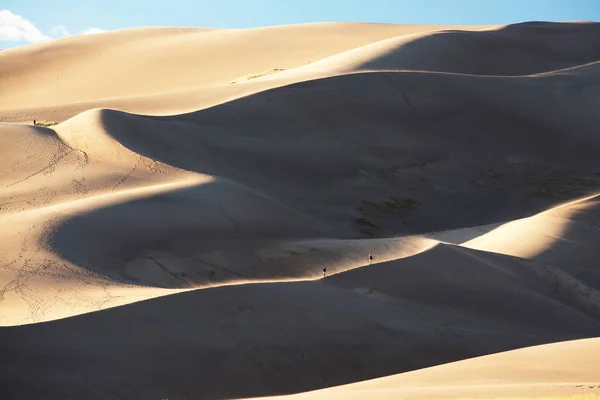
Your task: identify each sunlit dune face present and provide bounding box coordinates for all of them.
[463,195,600,259]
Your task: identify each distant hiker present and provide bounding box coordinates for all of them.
[33,119,36,125]
[368,254,373,264]
[323,267,327,278]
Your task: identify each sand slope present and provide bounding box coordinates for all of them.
[4,197,600,397]
[5,21,600,123]
[4,64,600,321]
[2,20,600,400]
[250,338,600,400]
[0,23,485,111]
[2,254,600,399]
[267,21,600,79]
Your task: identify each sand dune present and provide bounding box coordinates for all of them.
[2,253,599,399]
[2,21,598,126]
[264,21,600,79]
[0,23,483,111]
[2,21,594,125]
[250,338,600,400]
[2,20,600,400]
[51,66,600,237]
[4,64,600,319]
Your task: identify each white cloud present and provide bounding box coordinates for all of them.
[82,27,105,35]
[50,25,70,37]
[0,10,107,46]
[0,9,50,43]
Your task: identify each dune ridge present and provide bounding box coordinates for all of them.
[4,21,599,123]
[2,20,600,400]
[0,22,487,110]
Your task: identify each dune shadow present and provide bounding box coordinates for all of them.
[356,21,600,76]
[2,269,599,400]
[46,179,331,288]
[73,69,600,240]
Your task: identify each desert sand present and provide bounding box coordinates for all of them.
[249,338,600,400]
[1,20,600,400]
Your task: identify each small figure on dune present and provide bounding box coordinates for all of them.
[368,254,373,264]
[323,267,327,278]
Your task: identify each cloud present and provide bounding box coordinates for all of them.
[50,25,70,37]
[0,9,50,43]
[0,10,107,46]
[83,27,105,35]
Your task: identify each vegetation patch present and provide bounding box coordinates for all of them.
[528,170,599,199]
[246,68,285,80]
[230,68,286,84]
[354,196,423,236]
[357,197,423,218]
[355,217,380,229]
[33,120,58,127]
[485,169,505,179]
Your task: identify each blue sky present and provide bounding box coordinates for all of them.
[1,0,598,48]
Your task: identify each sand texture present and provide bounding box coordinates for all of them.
[2,20,600,400]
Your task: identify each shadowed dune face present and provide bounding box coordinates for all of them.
[353,22,600,75]
[2,20,600,400]
[32,66,600,288]
[45,180,332,287]
[249,337,600,400]
[62,69,600,236]
[1,264,599,400]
